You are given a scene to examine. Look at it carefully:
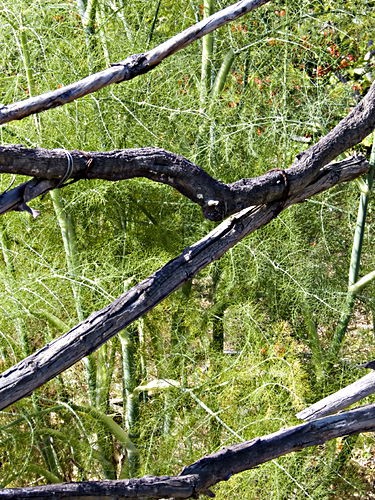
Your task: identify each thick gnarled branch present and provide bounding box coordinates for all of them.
[0,78,374,220]
[0,156,369,411]
[0,146,370,220]
[0,404,374,499]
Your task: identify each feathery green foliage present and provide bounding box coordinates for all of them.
[0,0,374,498]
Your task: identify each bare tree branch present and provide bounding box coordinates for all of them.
[0,156,369,411]
[0,144,368,219]
[0,0,270,125]
[1,76,373,219]
[0,404,374,499]
[296,370,375,421]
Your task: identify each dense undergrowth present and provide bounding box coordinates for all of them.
[0,0,374,498]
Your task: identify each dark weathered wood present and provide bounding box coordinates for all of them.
[182,404,375,493]
[296,370,375,421]
[0,475,199,499]
[0,404,374,498]
[0,0,270,125]
[0,145,368,220]
[288,79,375,191]
[0,157,369,411]
[1,81,373,220]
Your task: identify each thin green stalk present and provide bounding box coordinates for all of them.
[301,303,323,381]
[210,49,236,100]
[27,464,61,484]
[13,22,40,131]
[195,48,236,165]
[81,0,98,38]
[108,0,133,42]
[96,341,117,412]
[119,326,140,477]
[49,191,83,322]
[30,309,69,333]
[200,0,214,110]
[76,0,87,18]
[49,190,97,405]
[77,0,99,68]
[96,5,111,67]
[73,403,137,479]
[350,270,375,294]
[148,0,163,46]
[330,134,374,356]
[138,318,147,389]
[0,225,30,357]
[209,263,225,352]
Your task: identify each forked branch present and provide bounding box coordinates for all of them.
[0,404,374,498]
[0,146,369,220]
[0,155,369,411]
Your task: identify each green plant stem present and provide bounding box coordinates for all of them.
[77,0,99,67]
[81,0,98,37]
[330,134,374,356]
[14,22,40,131]
[210,49,236,100]
[0,225,30,357]
[73,403,137,479]
[148,0,162,46]
[49,190,97,405]
[302,303,323,381]
[350,270,375,294]
[119,327,140,477]
[96,5,111,67]
[200,0,214,110]
[27,464,62,484]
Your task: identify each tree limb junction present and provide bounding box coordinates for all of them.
[0,146,369,220]
[0,155,369,411]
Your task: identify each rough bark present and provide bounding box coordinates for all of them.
[0,145,368,220]
[296,370,375,421]
[0,0,270,125]
[1,81,374,221]
[0,404,374,499]
[288,79,375,191]
[0,157,369,411]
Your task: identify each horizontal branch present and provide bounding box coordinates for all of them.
[296,370,375,421]
[0,156,368,411]
[0,0,269,125]
[0,404,374,498]
[0,145,368,220]
[1,78,374,220]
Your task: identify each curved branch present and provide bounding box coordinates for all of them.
[0,157,368,411]
[0,404,374,498]
[0,145,370,220]
[0,78,374,220]
[0,0,270,125]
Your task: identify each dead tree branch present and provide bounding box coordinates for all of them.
[0,404,374,499]
[296,370,375,421]
[0,78,373,219]
[0,145,369,220]
[0,156,369,411]
[0,0,270,125]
